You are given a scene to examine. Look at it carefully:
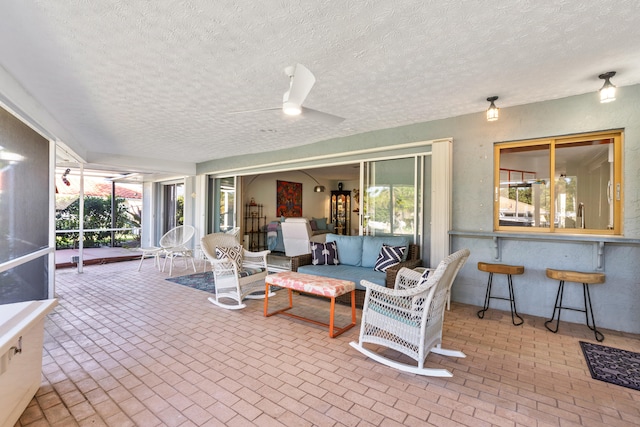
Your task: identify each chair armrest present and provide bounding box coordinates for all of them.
[360,278,431,297]
[290,253,312,271]
[243,249,270,268]
[385,258,422,288]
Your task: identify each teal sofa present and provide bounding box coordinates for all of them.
[291,233,422,307]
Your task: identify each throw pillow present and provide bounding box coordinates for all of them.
[374,245,406,272]
[312,217,328,230]
[309,219,318,231]
[417,268,431,286]
[310,241,339,265]
[215,246,243,269]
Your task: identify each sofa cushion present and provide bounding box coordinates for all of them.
[326,234,363,266]
[309,219,318,231]
[297,264,386,290]
[312,217,328,230]
[362,236,410,268]
[374,245,406,272]
[310,241,339,265]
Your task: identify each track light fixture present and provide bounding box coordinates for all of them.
[598,71,616,103]
[486,96,499,122]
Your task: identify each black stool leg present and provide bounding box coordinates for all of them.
[507,274,524,326]
[544,280,565,333]
[477,272,493,319]
[583,283,604,342]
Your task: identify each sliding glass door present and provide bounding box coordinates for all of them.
[162,182,184,233]
[208,176,236,233]
[362,157,423,243]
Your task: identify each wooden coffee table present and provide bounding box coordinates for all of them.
[264,271,356,338]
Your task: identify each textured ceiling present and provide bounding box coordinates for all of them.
[1,1,639,175]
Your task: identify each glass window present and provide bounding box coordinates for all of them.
[163,182,184,232]
[363,157,419,239]
[494,131,622,234]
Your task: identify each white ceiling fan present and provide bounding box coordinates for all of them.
[231,64,345,125]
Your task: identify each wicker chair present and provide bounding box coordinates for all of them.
[201,233,272,310]
[290,244,422,308]
[349,248,470,377]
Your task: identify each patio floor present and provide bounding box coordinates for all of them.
[16,259,640,426]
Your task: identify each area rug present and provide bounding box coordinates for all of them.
[166,271,216,293]
[580,341,640,391]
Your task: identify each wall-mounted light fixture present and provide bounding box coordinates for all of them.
[486,96,499,121]
[598,71,616,103]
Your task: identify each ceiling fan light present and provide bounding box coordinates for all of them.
[283,101,302,116]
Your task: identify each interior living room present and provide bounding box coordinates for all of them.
[2,2,640,426]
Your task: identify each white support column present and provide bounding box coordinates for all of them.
[430,139,453,268]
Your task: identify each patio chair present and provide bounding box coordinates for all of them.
[201,233,273,310]
[160,225,197,276]
[280,218,325,256]
[226,226,241,241]
[136,246,163,271]
[350,248,470,377]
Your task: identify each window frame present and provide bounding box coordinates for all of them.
[494,130,623,235]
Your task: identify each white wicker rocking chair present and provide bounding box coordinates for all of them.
[350,248,470,377]
[201,233,273,310]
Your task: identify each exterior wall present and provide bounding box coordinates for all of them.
[197,85,640,334]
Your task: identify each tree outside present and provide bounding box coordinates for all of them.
[56,195,141,249]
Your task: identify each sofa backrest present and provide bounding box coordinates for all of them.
[327,234,363,266]
[326,234,411,267]
[361,235,410,267]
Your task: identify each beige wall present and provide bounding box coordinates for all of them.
[242,171,331,223]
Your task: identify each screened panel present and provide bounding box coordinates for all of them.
[0,108,50,303]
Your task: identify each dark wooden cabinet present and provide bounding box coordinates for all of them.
[330,190,351,235]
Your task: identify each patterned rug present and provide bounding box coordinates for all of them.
[580,341,640,391]
[166,271,216,293]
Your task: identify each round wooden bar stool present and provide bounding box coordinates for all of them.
[544,269,606,342]
[477,262,525,326]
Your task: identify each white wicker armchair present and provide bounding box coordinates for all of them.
[350,248,470,377]
[201,233,272,310]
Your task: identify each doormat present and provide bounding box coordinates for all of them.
[166,271,216,293]
[580,341,640,391]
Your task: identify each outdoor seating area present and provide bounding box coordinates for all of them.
[17,259,640,426]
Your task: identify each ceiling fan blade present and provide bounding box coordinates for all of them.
[301,107,345,125]
[228,107,280,115]
[287,64,316,106]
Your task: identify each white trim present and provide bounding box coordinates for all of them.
[207,139,448,177]
[49,140,56,297]
[0,248,53,274]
